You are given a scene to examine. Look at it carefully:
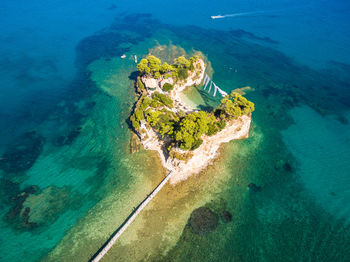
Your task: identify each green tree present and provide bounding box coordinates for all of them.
[177,68,188,80]
[163,83,173,92]
[154,72,161,79]
[137,58,151,75]
[145,109,178,137]
[217,92,254,119]
[136,76,145,90]
[159,62,174,74]
[175,56,191,68]
[147,55,161,73]
[152,92,173,108]
[174,111,215,150]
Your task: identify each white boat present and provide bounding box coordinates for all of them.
[211,15,225,19]
[134,55,138,64]
[121,54,126,59]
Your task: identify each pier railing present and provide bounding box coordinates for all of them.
[90,171,174,262]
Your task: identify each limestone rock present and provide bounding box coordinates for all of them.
[142,77,158,89]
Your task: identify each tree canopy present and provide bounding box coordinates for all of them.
[159,62,174,74]
[136,55,197,80]
[217,91,255,119]
[174,111,216,150]
[130,91,254,150]
[175,56,191,69]
[137,58,150,75]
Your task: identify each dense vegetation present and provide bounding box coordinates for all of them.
[162,83,173,92]
[151,92,173,108]
[130,90,254,151]
[131,55,254,152]
[136,55,199,83]
[215,91,255,119]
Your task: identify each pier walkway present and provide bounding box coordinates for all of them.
[90,171,174,262]
[203,73,227,97]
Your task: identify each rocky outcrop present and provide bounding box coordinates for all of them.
[142,77,158,89]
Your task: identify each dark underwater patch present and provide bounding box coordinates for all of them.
[3,185,72,232]
[3,185,39,230]
[52,128,81,147]
[229,29,279,44]
[75,32,129,68]
[0,131,44,174]
[75,14,157,69]
[189,207,219,235]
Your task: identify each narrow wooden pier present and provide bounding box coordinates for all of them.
[90,171,174,262]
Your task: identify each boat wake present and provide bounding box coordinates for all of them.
[211,10,272,19]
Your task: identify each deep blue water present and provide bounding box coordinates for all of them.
[0,1,350,261]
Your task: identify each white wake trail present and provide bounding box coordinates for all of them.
[211,10,272,19]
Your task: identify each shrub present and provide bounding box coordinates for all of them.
[134,108,144,121]
[190,139,203,150]
[175,56,191,68]
[140,97,152,110]
[177,68,188,80]
[150,100,160,108]
[207,124,218,136]
[163,83,173,92]
[152,92,173,108]
[216,120,226,131]
[136,76,145,90]
[169,151,193,162]
[154,72,161,79]
[164,73,172,79]
[145,109,177,137]
[130,114,140,129]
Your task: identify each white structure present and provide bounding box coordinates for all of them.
[202,73,227,97]
[91,172,174,262]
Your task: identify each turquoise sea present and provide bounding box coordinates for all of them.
[1,1,350,261]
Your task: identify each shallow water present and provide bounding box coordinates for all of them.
[1,1,350,262]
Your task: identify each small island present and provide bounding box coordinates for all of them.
[89,53,255,261]
[130,53,254,184]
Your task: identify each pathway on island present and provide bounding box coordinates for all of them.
[90,171,174,262]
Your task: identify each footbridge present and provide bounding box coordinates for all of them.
[202,73,228,97]
[90,171,174,262]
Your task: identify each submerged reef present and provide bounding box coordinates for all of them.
[189,207,219,235]
[0,131,44,174]
[3,185,39,230]
[3,185,71,231]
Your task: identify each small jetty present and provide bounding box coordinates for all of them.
[202,73,227,97]
[90,171,174,262]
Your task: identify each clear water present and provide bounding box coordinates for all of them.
[0,1,350,261]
